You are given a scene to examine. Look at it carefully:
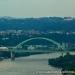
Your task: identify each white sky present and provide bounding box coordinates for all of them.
[0,0,75,18]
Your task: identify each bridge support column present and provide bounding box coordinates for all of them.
[10,51,15,61]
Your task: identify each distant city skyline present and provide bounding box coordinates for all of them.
[0,0,75,18]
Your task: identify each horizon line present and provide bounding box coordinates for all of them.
[0,16,75,19]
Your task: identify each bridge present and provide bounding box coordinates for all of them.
[0,37,66,60]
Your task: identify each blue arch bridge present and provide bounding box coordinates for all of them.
[1,37,69,60]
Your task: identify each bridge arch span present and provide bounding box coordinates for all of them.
[15,37,62,49]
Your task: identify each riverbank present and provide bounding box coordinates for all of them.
[48,52,75,75]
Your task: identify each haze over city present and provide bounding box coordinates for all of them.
[0,0,75,18]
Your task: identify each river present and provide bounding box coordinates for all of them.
[0,52,75,75]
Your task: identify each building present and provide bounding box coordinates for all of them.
[0,47,8,51]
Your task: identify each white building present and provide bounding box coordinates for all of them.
[27,45,35,50]
[0,47,8,51]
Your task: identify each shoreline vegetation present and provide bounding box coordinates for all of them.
[48,52,75,75]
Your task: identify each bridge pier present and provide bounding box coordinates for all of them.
[10,51,15,61]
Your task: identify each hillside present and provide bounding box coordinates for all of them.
[0,17,75,31]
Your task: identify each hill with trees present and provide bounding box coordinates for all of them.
[0,17,75,31]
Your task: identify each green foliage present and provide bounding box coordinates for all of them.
[48,52,75,72]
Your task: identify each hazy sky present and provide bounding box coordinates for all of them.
[0,0,75,18]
